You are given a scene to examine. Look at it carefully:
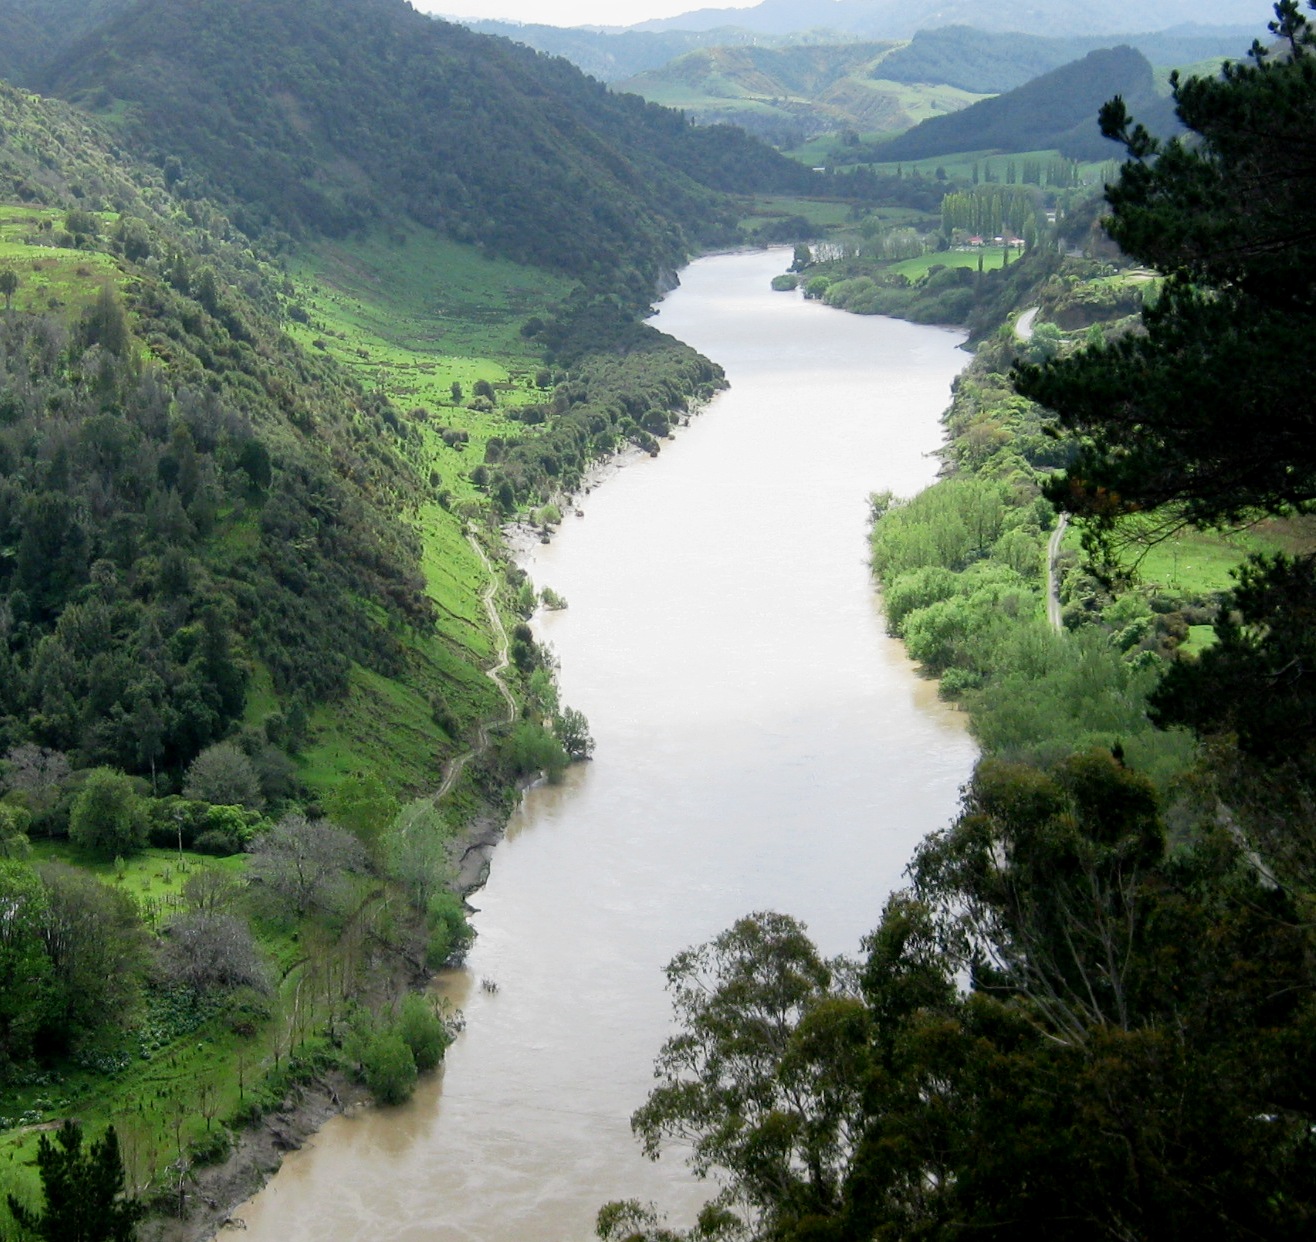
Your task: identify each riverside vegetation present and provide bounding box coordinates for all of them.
[605,7,1316,1241]
[0,0,821,1233]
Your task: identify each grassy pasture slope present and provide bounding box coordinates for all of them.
[277,226,576,795]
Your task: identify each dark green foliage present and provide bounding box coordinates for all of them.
[6,1119,144,1242]
[40,0,812,293]
[619,758,1316,1241]
[553,707,594,762]
[878,46,1176,163]
[424,890,472,969]
[1015,11,1316,796]
[1019,36,1316,527]
[0,1,135,87]
[0,859,54,1065]
[1152,553,1316,762]
[487,299,725,511]
[35,861,149,1052]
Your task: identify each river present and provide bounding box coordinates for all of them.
[235,248,978,1240]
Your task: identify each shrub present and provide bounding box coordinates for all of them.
[68,768,147,858]
[362,1031,417,1105]
[184,741,265,811]
[397,994,448,1073]
[426,891,473,968]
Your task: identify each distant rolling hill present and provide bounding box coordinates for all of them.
[461,20,855,83]
[466,21,1254,93]
[617,42,987,145]
[875,44,1177,162]
[630,0,1266,39]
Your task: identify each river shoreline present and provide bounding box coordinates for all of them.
[215,248,977,1242]
[166,374,708,1242]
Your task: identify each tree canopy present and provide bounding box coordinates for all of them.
[1016,9,1316,526]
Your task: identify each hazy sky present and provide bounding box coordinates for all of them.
[423,1,756,28]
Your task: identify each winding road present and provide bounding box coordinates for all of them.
[1046,513,1069,632]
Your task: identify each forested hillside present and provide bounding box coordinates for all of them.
[877,45,1176,161]
[38,0,814,299]
[0,0,132,85]
[0,0,761,1223]
[0,81,461,789]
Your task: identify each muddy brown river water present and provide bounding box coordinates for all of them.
[235,248,977,1241]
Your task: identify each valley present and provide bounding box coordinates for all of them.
[0,1,1313,1239]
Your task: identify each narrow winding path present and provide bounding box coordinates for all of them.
[435,529,517,802]
[1046,512,1069,632]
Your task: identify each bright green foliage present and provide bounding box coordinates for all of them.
[325,773,400,858]
[871,477,1013,579]
[940,185,1043,238]
[0,860,55,1065]
[383,799,453,914]
[500,722,568,783]
[361,1030,417,1106]
[396,993,448,1073]
[6,1120,144,1242]
[68,768,147,858]
[424,891,473,969]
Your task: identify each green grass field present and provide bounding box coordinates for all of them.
[889,248,1012,279]
[737,195,858,234]
[0,206,124,318]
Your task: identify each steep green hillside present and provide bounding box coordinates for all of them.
[619,42,987,144]
[0,81,513,799]
[40,0,815,299]
[876,45,1177,161]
